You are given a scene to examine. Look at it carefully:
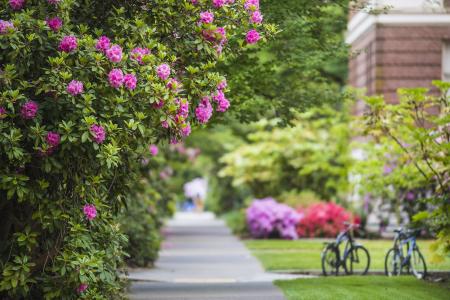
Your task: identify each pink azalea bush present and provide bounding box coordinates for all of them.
[108,68,124,88]
[296,202,360,238]
[246,29,260,44]
[95,36,111,53]
[149,144,158,156]
[9,0,25,10]
[246,198,301,240]
[46,132,60,147]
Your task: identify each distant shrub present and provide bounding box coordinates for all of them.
[224,209,248,237]
[296,202,359,238]
[246,198,301,240]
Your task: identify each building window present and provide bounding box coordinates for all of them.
[443,42,450,82]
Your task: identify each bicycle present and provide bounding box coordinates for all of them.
[385,228,427,279]
[321,222,370,276]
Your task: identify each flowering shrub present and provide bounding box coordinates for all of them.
[0,0,271,298]
[246,198,301,239]
[296,202,359,238]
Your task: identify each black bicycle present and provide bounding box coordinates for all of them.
[321,223,370,276]
[385,228,427,279]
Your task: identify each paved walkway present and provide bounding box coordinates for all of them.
[128,212,302,300]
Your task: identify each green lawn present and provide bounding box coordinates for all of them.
[275,276,450,300]
[245,239,450,272]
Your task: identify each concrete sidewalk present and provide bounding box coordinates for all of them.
[128,212,303,299]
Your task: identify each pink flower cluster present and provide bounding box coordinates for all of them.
[212,0,226,8]
[200,11,214,24]
[195,97,213,124]
[96,36,111,53]
[246,29,260,44]
[181,122,191,137]
[106,45,123,63]
[46,17,63,32]
[90,124,106,144]
[83,204,97,220]
[212,90,230,112]
[108,69,136,90]
[149,144,158,156]
[157,64,171,80]
[244,0,259,10]
[296,202,360,238]
[48,0,61,5]
[130,47,150,64]
[21,101,38,119]
[59,36,78,53]
[250,10,263,24]
[166,78,181,91]
[77,283,88,294]
[124,74,137,90]
[108,69,124,88]
[9,0,24,10]
[0,20,14,34]
[46,131,60,147]
[67,80,83,96]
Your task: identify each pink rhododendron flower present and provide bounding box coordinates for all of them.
[58,36,77,53]
[213,90,230,112]
[21,101,38,119]
[83,204,97,220]
[47,0,61,4]
[9,0,24,10]
[0,106,7,118]
[149,144,158,156]
[67,80,83,96]
[195,97,213,124]
[46,132,60,147]
[130,47,150,64]
[181,122,191,137]
[202,27,227,44]
[90,124,106,144]
[212,0,225,8]
[178,99,189,117]
[244,0,259,10]
[108,69,124,88]
[250,10,263,24]
[191,0,198,4]
[46,17,62,31]
[95,36,110,53]
[106,44,123,63]
[156,64,171,80]
[200,11,214,24]
[161,120,169,128]
[246,29,260,44]
[0,20,14,34]
[217,79,227,90]
[123,73,137,90]
[153,99,164,109]
[77,283,88,294]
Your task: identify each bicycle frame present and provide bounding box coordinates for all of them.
[393,231,417,266]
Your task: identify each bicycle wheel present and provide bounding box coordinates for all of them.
[344,245,370,275]
[385,248,401,276]
[410,248,427,279]
[321,245,339,276]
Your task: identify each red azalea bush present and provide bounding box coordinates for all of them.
[296,202,360,238]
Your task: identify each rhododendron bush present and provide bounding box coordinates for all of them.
[0,0,271,298]
[296,202,359,238]
[246,198,301,239]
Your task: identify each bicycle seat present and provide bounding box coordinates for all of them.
[394,228,403,233]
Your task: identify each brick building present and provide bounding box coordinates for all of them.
[347,0,450,105]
